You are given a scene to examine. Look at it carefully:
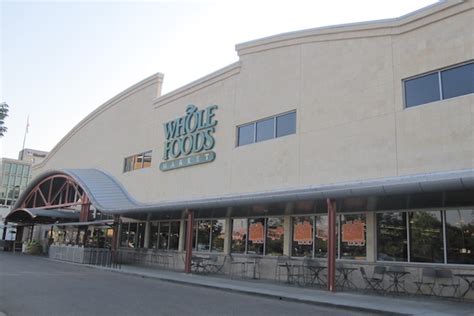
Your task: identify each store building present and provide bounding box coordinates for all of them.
[3,1,474,297]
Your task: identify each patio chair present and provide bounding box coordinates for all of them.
[360,266,385,293]
[275,255,290,282]
[414,268,437,296]
[303,257,326,287]
[203,255,227,274]
[436,269,460,298]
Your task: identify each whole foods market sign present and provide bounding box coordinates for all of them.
[159,104,218,171]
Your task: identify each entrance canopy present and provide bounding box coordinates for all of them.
[6,208,80,224]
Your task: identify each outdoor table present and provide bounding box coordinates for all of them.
[454,273,474,299]
[385,269,410,294]
[303,263,326,287]
[336,267,357,289]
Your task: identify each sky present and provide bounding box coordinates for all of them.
[0,0,438,159]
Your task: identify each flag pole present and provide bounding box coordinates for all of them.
[20,116,29,160]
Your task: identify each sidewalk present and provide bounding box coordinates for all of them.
[83,263,473,316]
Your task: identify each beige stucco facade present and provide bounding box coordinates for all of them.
[33,0,473,204]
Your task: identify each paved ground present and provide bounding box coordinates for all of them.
[0,252,373,316]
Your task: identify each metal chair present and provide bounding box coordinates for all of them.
[414,268,437,296]
[436,269,460,298]
[360,266,385,293]
[275,255,290,282]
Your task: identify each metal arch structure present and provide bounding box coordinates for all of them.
[19,174,91,222]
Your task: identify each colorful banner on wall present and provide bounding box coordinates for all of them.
[249,222,264,244]
[294,220,313,245]
[342,220,365,246]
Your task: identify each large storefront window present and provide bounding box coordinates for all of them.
[197,220,211,251]
[266,217,284,256]
[446,209,474,264]
[231,217,284,256]
[232,219,247,253]
[377,212,408,262]
[169,221,180,250]
[376,209,474,265]
[292,216,313,257]
[150,222,158,249]
[158,222,170,249]
[409,211,444,263]
[192,219,225,253]
[340,214,366,260]
[248,218,265,255]
[315,215,329,258]
[120,223,129,247]
[211,219,225,252]
[128,223,137,248]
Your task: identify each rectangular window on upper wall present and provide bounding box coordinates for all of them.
[123,150,152,173]
[237,110,296,147]
[404,61,474,108]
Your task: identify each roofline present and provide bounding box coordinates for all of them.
[153,62,240,108]
[235,0,469,56]
[33,72,164,171]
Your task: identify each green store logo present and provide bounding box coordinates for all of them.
[160,104,218,171]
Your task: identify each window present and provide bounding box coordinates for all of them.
[377,212,408,262]
[248,218,265,255]
[169,221,180,250]
[292,216,313,257]
[340,214,366,260]
[211,219,225,252]
[256,118,274,142]
[445,209,474,264]
[237,111,296,147]
[123,150,152,172]
[276,111,296,137]
[237,123,255,146]
[231,218,247,253]
[409,211,444,263]
[192,220,225,253]
[266,217,284,256]
[404,61,474,108]
[159,222,170,249]
[315,215,329,258]
[441,63,474,99]
[377,209,474,265]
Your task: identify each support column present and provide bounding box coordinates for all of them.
[184,209,194,273]
[327,198,337,292]
[223,217,232,255]
[2,221,7,240]
[80,195,91,222]
[111,215,120,263]
[143,215,151,249]
[178,219,186,252]
[283,215,292,256]
[366,211,376,262]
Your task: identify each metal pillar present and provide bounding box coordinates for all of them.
[184,209,194,273]
[2,221,7,240]
[327,198,337,292]
[111,215,120,263]
[79,195,90,222]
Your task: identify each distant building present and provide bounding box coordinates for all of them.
[0,158,32,240]
[18,148,48,165]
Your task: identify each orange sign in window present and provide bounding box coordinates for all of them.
[342,220,365,245]
[249,222,264,244]
[294,221,313,245]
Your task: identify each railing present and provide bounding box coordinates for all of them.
[87,248,121,269]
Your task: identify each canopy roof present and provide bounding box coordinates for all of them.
[9,168,474,220]
[6,208,80,224]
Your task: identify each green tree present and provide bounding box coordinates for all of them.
[0,102,9,137]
